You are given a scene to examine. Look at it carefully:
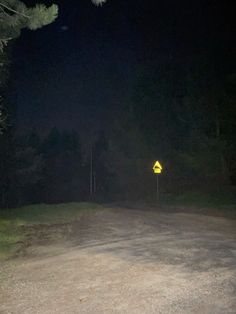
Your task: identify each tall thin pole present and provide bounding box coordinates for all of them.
[93,171,96,195]
[156,174,159,203]
[90,147,93,197]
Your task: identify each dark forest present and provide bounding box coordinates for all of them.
[0,0,235,206]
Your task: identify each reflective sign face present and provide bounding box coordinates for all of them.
[153,160,163,174]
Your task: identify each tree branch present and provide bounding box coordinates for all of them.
[0,2,30,18]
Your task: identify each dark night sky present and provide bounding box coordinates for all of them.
[12,0,235,136]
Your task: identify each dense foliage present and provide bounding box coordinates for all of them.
[0,53,235,206]
[0,128,110,207]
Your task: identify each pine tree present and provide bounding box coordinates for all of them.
[0,0,58,50]
[0,0,58,131]
[0,0,108,50]
[0,0,108,132]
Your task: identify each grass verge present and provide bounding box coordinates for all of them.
[0,202,104,260]
[161,190,236,217]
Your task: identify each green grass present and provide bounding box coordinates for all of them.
[0,202,105,260]
[0,219,22,260]
[162,189,236,216]
[2,202,104,224]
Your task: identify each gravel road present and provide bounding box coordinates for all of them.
[1,207,236,314]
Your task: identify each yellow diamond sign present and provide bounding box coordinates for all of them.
[153,160,162,174]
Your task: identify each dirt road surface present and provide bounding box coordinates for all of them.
[1,207,236,314]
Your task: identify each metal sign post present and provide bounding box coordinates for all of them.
[153,160,163,204]
[156,174,159,203]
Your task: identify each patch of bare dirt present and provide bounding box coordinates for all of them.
[1,208,236,313]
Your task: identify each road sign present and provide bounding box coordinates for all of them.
[153,160,162,174]
[153,160,163,203]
